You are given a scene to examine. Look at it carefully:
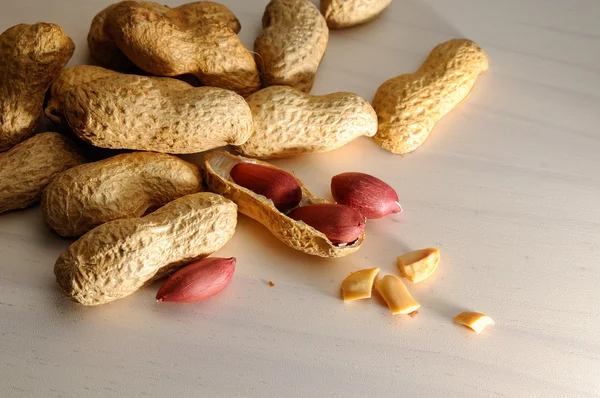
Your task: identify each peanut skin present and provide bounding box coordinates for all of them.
[54,193,238,306]
[62,73,254,153]
[0,23,74,151]
[321,0,391,29]
[254,0,328,92]
[104,1,260,96]
[372,39,489,155]
[42,152,203,237]
[204,151,365,258]
[236,86,377,158]
[0,133,84,214]
[88,1,241,73]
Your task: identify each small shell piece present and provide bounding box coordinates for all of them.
[341,267,380,301]
[54,193,238,306]
[375,275,420,315]
[204,150,365,257]
[372,39,489,155]
[453,312,494,334]
[237,86,377,159]
[321,0,392,29]
[42,152,203,237]
[397,248,440,283]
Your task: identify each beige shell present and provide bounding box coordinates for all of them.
[54,192,238,306]
[372,39,489,155]
[204,150,364,258]
[236,86,377,158]
[103,1,260,96]
[88,1,241,73]
[321,0,392,28]
[42,152,203,237]
[0,23,74,152]
[254,0,328,92]
[0,133,84,214]
[62,73,254,153]
[45,65,120,125]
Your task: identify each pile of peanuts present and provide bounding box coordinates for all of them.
[0,0,492,333]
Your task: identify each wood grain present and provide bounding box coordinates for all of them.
[1,0,599,396]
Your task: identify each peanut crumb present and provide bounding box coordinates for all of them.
[268,281,275,287]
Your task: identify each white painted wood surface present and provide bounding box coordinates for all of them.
[1,0,599,396]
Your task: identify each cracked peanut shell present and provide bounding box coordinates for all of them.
[0,23,74,151]
[62,72,253,153]
[88,1,242,73]
[0,133,84,214]
[54,192,238,306]
[372,39,489,155]
[42,152,203,237]
[254,0,328,92]
[204,151,364,257]
[236,85,377,158]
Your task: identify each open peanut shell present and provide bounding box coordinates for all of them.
[204,151,364,258]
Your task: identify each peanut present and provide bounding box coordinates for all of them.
[156,257,236,303]
[42,152,203,237]
[0,23,74,151]
[340,268,380,301]
[236,86,377,158]
[89,1,242,73]
[45,65,120,126]
[230,162,302,212]
[453,312,494,334]
[331,172,402,219]
[397,248,440,283]
[254,0,328,92]
[60,72,253,153]
[102,1,260,96]
[287,204,366,245]
[0,133,84,215]
[204,151,365,257]
[372,39,489,155]
[54,193,238,306]
[322,0,392,29]
[375,275,420,315]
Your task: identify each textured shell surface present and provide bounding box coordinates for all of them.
[204,150,364,258]
[322,0,392,28]
[236,85,377,158]
[0,23,74,151]
[0,133,84,214]
[54,192,238,306]
[104,1,260,96]
[42,152,203,237]
[88,1,241,72]
[372,39,489,155]
[254,0,328,92]
[63,73,254,153]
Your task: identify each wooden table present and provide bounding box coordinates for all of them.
[1,0,599,396]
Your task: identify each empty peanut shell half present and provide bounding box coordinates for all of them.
[204,150,365,257]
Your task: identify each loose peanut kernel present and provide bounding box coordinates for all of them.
[374,275,420,315]
[340,267,380,301]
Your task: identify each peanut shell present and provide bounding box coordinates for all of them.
[254,0,328,92]
[0,23,74,151]
[42,152,203,237]
[62,73,253,153]
[372,39,489,154]
[321,0,391,29]
[236,86,377,158]
[0,133,84,214]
